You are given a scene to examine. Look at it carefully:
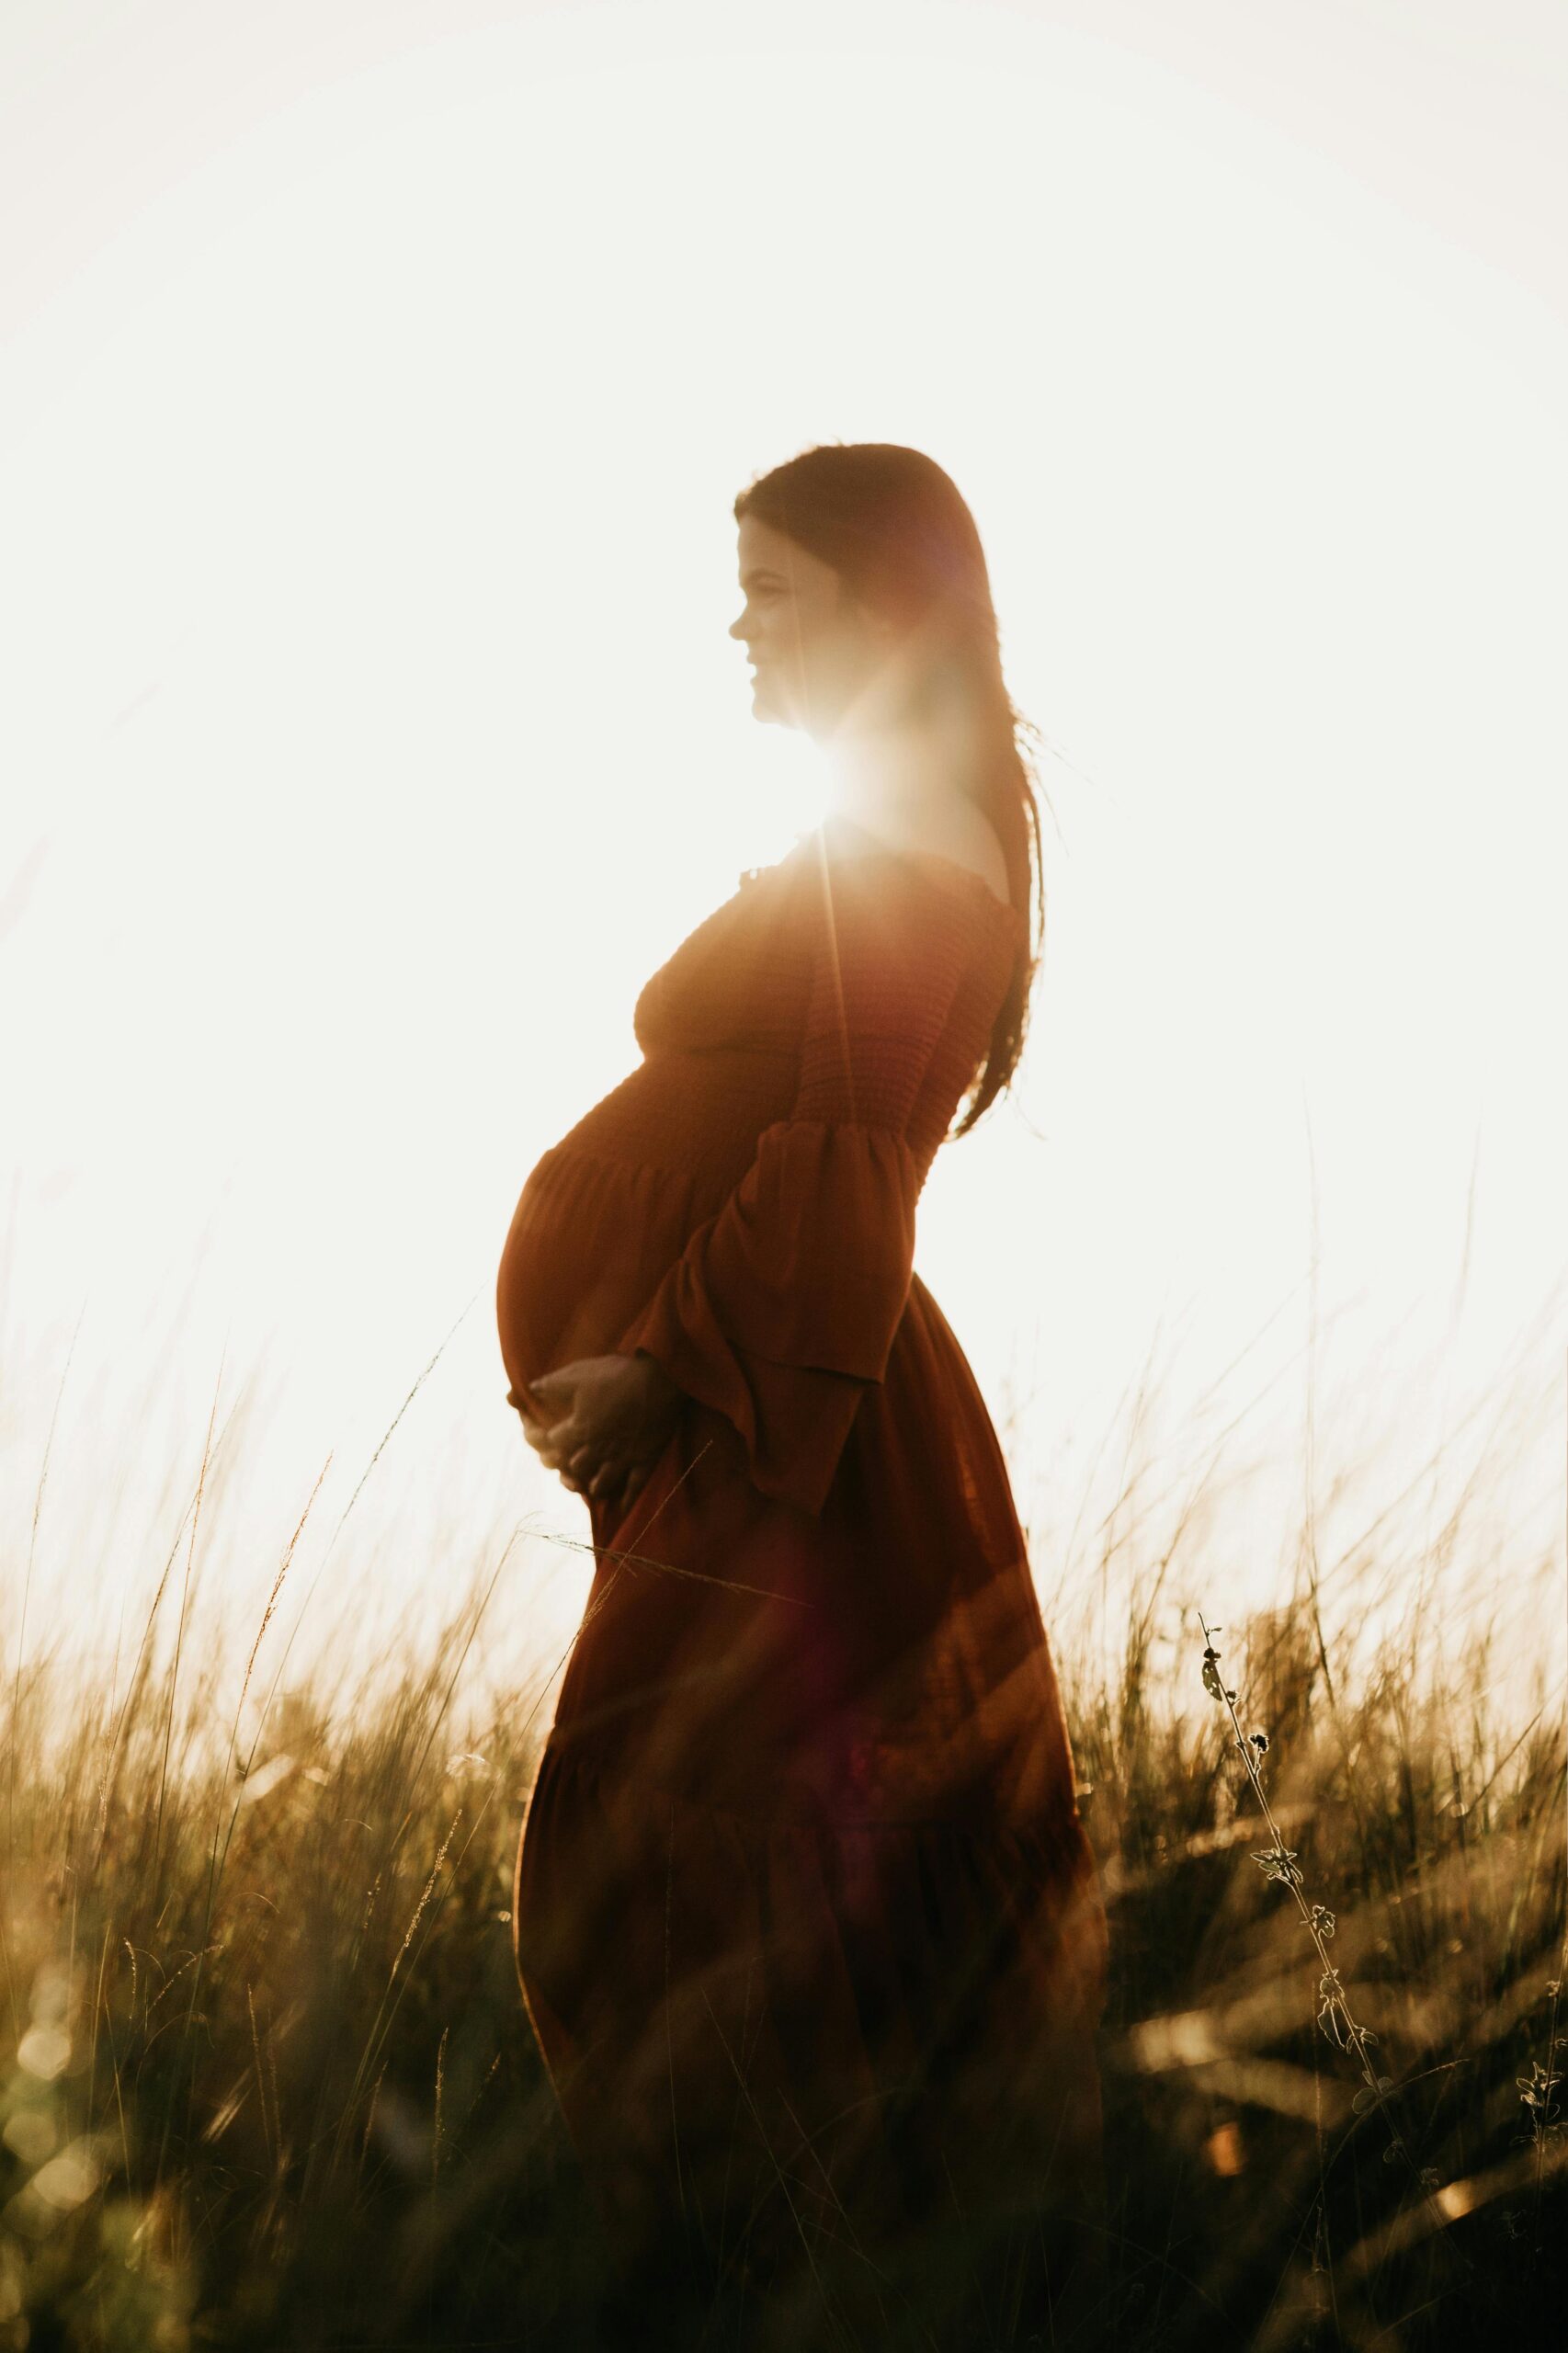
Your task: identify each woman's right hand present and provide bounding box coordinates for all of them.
[509,1352,683,1518]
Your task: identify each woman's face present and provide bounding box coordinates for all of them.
[729,513,900,742]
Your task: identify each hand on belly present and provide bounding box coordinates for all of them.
[509,1351,684,1518]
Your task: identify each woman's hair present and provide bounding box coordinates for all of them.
[734,440,1051,1139]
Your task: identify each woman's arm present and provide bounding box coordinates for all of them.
[608,858,987,1515]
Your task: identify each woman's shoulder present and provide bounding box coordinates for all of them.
[860,801,1011,908]
[796,806,1019,934]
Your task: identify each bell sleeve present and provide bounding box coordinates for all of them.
[613,862,986,1516]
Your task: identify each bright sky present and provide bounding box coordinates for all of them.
[3,0,1564,1714]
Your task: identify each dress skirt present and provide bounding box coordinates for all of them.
[510,1277,1108,2351]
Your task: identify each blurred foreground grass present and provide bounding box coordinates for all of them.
[2,1356,1564,2352]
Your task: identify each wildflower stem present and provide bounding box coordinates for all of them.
[1198,1610,1439,2208]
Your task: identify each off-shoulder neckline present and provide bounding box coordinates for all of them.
[774,824,1026,934]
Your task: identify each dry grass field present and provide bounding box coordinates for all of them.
[2,1337,1563,2351]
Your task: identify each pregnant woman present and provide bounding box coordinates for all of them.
[496,443,1108,2351]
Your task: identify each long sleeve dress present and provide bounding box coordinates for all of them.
[495,824,1108,2349]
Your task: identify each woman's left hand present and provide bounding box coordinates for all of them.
[509,1352,684,1512]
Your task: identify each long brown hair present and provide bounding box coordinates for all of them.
[734,440,1050,1139]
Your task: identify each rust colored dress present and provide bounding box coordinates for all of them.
[496,822,1108,2348]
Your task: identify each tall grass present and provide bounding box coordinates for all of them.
[2,1334,1563,2349]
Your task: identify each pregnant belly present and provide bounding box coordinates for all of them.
[495,1053,792,1395]
[495,1147,705,1396]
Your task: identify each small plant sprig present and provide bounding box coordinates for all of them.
[1517,2052,1561,2145]
[1199,1611,1441,2201]
[1517,1971,1564,2196]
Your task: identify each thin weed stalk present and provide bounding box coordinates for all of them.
[1197,1609,1449,2221]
